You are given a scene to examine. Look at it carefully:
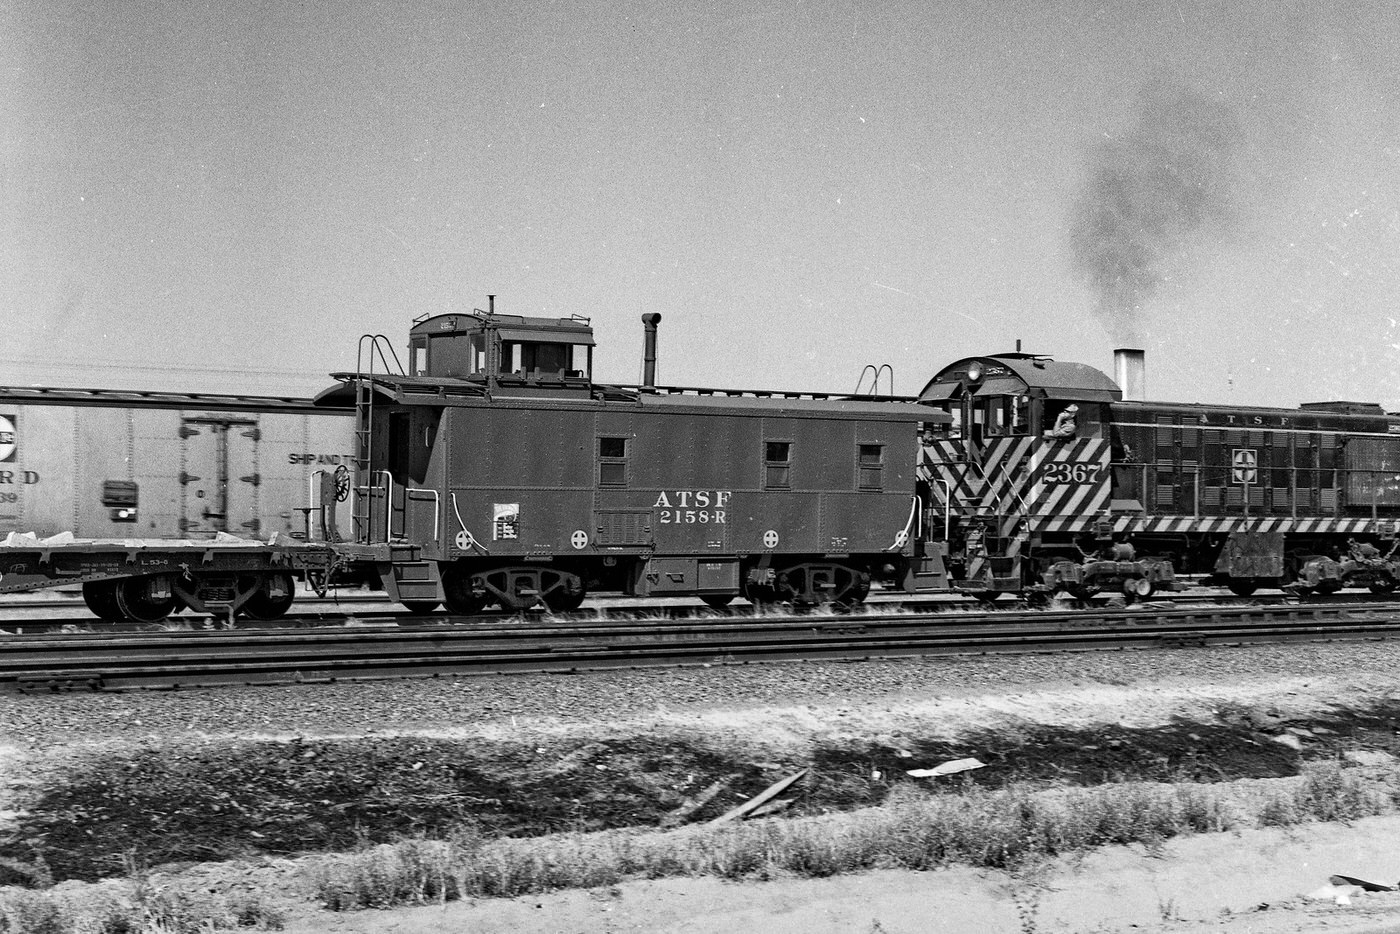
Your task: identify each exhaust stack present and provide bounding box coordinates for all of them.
[642,313,662,389]
[1114,348,1145,402]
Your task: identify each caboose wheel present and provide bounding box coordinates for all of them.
[401,601,440,614]
[442,570,489,614]
[700,594,734,609]
[1369,583,1396,595]
[542,587,586,613]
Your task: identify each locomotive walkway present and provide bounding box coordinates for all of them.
[2,603,1399,691]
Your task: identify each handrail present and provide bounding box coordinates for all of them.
[356,334,405,378]
[851,364,895,397]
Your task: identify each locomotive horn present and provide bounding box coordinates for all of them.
[642,313,662,389]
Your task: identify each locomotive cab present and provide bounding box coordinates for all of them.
[915,353,1137,598]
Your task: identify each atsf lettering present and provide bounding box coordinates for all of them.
[1199,412,1289,427]
[653,490,731,525]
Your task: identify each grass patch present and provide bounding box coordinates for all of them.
[304,761,1400,911]
[0,876,286,933]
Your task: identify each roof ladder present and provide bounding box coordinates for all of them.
[351,335,405,544]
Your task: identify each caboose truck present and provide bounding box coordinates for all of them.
[916,349,1400,600]
[316,300,952,612]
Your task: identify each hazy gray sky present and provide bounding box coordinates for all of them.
[3,1,1397,407]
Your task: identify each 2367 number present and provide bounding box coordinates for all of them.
[1041,463,1102,484]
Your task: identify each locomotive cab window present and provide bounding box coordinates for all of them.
[599,436,628,487]
[857,444,884,491]
[764,441,792,490]
[983,396,1029,437]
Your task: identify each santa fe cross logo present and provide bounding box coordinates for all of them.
[1231,448,1257,484]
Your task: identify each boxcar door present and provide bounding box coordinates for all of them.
[181,416,259,537]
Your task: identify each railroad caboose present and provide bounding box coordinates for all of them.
[319,305,949,611]
[917,350,1400,598]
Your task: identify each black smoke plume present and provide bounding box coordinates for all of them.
[1070,82,1241,344]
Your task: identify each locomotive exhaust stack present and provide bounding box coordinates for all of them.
[1114,348,1145,402]
[642,313,662,389]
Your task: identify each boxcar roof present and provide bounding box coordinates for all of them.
[0,384,339,413]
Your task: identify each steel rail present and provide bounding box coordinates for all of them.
[3,603,1398,692]
[4,590,1395,635]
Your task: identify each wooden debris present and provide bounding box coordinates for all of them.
[661,773,741,828]
[709,768,810,825]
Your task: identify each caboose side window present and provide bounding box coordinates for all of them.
[857,444,884,491]
[765,441,792,489]
[599,436,628,487]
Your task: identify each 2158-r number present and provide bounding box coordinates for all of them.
[1042,463,1102,484]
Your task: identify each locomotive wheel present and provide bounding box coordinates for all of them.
[113,576,178,623]
[1369,583,1397,595]
[401,601,441,614]
[700,594,734,609]
[1226,579,1258,597]
[241,573,296,621]
[82,581,124,621]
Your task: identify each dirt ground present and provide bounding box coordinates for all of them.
[10,654,1400,931]
[276,815,1400,934]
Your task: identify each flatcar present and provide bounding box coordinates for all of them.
[316,303,950,611]
[0,385,355,618]
[917,350,1400,599]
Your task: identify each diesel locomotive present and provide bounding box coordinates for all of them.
[918,350,1400,600]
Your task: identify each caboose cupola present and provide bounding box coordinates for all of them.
[408,300,595,393]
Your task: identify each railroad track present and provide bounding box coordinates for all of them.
[4,603,1399,692]
[0,586,1386,635]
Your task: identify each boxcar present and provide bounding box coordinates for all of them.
[0,386,355,541]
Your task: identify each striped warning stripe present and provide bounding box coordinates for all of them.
[921,436,1113,580]
[1098,515,1388,535]
[921,437,1111,532]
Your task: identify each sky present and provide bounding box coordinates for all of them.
[2,0,1398,407]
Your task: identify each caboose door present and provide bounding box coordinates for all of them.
[180,416,259,537]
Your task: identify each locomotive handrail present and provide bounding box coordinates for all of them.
[935,479,952,541]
